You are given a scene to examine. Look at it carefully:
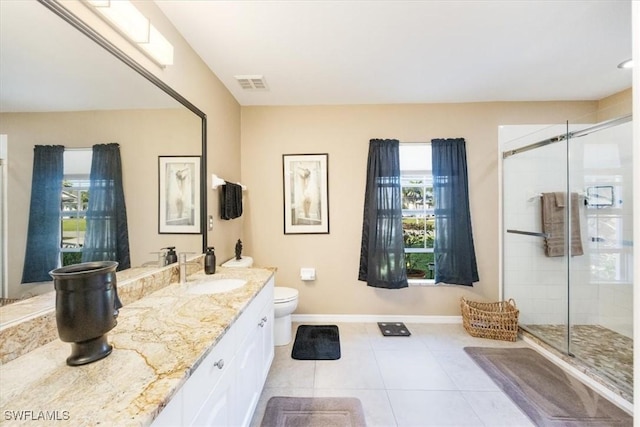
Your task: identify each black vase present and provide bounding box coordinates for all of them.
[50,261,122,366]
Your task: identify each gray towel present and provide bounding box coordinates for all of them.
[541,192,583,257]
[220,182,243,220]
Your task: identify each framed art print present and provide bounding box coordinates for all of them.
[158,156,201,234]
[283,153,329,234]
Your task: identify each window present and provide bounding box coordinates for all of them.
[400,144,434,280]
[60,150,92,266]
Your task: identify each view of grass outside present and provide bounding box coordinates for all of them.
[62,217,86,232]
[401,176,435,279]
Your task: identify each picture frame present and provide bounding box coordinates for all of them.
[283,153,329,234]
[158,156,201,234]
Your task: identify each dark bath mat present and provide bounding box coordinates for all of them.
[291,325,341,360]
[377,322,411,337]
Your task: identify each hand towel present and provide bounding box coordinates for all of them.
[220,182,243,220]
[541,192,583,257]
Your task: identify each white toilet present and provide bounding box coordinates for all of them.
[221,256,299,346]
[272,286,299,346]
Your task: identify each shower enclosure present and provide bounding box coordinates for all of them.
[501,114,633,402]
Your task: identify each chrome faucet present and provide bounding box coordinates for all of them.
[179,253,199,285]
[141,251,167,267]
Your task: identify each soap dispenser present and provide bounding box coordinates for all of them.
[164,247,178,264]
[204,247,216,274]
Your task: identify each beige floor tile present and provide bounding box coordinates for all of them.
[462,391,535,427]
[387,389,484,426]
[315,348,385,390]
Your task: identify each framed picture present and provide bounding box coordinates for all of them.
[283,153,329,234]
[158,156,201,234]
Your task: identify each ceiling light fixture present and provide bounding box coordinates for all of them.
[85,0,174,67]
[617,59,633,69]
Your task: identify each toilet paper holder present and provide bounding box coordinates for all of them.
[300,268,316,281]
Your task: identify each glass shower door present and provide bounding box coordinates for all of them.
[567,119,633,396]
[502,124,570,354]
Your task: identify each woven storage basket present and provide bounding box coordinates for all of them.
[460,297,519,341]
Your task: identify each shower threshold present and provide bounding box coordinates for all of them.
[520,325,633,405]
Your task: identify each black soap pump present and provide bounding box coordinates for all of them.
[205,247,216,275]
[164,247,178,264]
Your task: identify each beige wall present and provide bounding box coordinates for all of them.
[0,109,201,298]
[597,88,632,122]
[240,101,601,316]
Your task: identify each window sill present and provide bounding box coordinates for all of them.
[408,279,436,286]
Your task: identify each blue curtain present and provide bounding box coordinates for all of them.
[358,139,408,289]
[432,138,479,286]
[22,145,64,283]
[82,143,130,270]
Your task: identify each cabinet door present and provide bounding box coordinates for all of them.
[236,280,275,427]
[183,331,236,426]
[259,296,275,385]
[189,364,234,427]
[235,326,261,427]
[151,388,183,427]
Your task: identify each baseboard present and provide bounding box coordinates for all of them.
[291,314,462,324]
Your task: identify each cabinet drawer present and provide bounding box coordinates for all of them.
[182,330,235,421]
[233,279,273,340]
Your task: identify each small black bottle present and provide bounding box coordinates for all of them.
[164,247,178,264]
[204,247,216,275]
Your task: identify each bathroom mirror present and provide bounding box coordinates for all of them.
[0,0,207,299]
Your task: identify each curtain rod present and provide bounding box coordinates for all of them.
[502,114,632,159]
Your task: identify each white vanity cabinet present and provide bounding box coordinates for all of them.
[152,276,274,427]
[235,284,274,427]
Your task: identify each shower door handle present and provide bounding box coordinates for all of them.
[506,229,549,238]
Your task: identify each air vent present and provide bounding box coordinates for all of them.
[234,75,269,91]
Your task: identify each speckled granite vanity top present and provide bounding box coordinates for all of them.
[0,265,183,363]
[0,267,274,426]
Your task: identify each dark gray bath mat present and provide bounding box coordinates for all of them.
[377,322,411,337]
[465,347,633,426]
[292,325,341,360]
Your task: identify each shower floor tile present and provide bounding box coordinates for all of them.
[523,324,633,401]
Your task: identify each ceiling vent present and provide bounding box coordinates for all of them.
[234,75,269,91]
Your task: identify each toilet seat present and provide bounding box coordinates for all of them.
[274,287,298,303]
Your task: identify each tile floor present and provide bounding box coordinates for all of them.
[249,322,536,427]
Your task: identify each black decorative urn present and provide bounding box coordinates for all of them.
[49,261,122,366]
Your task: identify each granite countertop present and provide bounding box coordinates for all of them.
[0,267,274,426]
[0,265,184,364]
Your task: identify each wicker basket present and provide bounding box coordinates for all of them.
[460,297,519,342]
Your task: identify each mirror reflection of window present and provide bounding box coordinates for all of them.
[61,149,92,266]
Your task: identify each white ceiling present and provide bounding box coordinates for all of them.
[156,0,632,106]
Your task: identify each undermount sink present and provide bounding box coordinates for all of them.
[186,278,247,295]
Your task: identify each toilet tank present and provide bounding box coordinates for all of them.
[221,256,253,268]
